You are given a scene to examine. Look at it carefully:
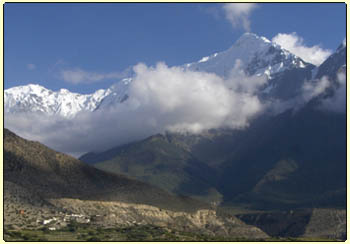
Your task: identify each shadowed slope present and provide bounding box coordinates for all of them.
[4,129,208,212]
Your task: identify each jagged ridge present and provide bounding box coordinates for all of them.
[5,33,315,118]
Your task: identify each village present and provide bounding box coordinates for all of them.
[13,209,105,231]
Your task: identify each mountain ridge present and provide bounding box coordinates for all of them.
[5,32,316,118]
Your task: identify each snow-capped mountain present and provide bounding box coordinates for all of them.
[4,81,132,118]
[185,33,312,79]
[4,33,319,118]
[96,77,132,109]
[4,84,111,118]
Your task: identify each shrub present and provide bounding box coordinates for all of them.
[87,236,102,241]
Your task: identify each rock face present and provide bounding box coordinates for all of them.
[303,208,346,240]
[236,208,346,240]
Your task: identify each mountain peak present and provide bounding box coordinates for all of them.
[185,32,308,79]
[5,33,319,119]
[7,83,47,93]
[26,83,45,89]
[59,88,70,94]
[235,32,271,45]
[4,83,110,118]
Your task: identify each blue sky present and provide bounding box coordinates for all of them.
[4,3,346,94]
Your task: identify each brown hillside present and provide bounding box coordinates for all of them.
[4,128,208,212]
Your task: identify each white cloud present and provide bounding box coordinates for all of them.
[301,76,330,102]
[61,68,129,84]
[5,62,266,156]
[272,33,332,66]
[128,62,264,133]
[6,58,340,157]
[267,76,331,115]
[27,64,36,70]
[321,72,346,113]
[222,3,257,31]
[226,59,267,93]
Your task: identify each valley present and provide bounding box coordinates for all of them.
[4,127,346,241]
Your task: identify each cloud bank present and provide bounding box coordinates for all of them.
[272,33,332,66]
[6,62,267,156]
[7,62,343,157]
[222,3,257,31]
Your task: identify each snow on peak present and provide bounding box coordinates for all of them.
[5,33,316,118]
[234,32,270,45]
[261,36,271,43]
[5,84,111,118]
[9,84,47,94]
[185,32,310,78]
[59,88,70,94]
[199,56,210,63]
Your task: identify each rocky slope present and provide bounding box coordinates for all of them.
[4,128,207,212]
[48,198,268,238]
[236,208,346,240]
[4,128,269,239]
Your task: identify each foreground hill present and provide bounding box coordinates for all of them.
[4,128,208,212]
[4,128,272,240]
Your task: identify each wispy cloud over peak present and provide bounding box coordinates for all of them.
[222,3,258,31]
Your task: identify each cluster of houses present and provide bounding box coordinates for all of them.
[36,213,95,230]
